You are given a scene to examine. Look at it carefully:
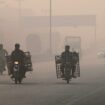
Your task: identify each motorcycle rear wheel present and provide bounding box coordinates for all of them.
[15,78,17,84]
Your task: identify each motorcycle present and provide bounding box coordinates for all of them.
[55,55,80,84]
[6,52,33,84]
[63,62,72,84]
[13,61,24,84]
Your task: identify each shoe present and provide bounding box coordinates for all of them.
[61,74,64,78]
[23,75,26,78]
[72,75,76,78]
[11,75,14,78]
[4,68,6,71]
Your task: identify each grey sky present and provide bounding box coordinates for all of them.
[0,0,105,52]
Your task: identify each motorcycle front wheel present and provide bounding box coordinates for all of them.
[18,78,22,84]
[0,70,3,75]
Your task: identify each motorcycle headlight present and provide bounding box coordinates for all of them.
[14,61,19,64]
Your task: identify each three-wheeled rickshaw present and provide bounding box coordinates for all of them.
[55,55,80,84]
[6,51,33,84]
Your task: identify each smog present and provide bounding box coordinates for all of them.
[0,0,105,105]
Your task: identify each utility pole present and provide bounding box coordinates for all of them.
[15,0,22,19]
[15,0,23,32]
[50,0,52,54]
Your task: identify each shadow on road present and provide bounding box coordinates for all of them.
[19,81,102,86]
[0,80,105,87]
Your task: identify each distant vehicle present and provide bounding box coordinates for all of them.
[97,49,105,59]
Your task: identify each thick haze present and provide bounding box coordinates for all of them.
[0,0,105,54]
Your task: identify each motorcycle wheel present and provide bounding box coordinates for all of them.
[18,78,22,84]
[15,78,18,84]
[0,71,3,75]
[67,79,69,84]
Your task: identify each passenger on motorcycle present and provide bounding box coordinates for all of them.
[72,49,79,78]
[10,43,26,78]
[0,44,8,74]
[61,45,72,77]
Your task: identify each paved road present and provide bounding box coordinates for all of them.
[0,54,105,105]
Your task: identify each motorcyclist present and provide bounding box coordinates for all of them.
[0,44,8,74]
[72,49,79,78]
[61,45,72,77]
[10,43,26,78]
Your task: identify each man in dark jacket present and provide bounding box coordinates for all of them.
[61,45,72,77]
[11,43,26,78]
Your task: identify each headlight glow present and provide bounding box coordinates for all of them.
[14,61,19,64]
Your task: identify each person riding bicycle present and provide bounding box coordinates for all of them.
[0,44,8,73]
[10,43,26,78]
[61,45,72,77]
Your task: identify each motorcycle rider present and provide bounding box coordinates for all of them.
[10,43,26,78]
[0,44,8,74]
[61,45,72,77]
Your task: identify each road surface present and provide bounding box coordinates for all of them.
[0,54,105,105]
